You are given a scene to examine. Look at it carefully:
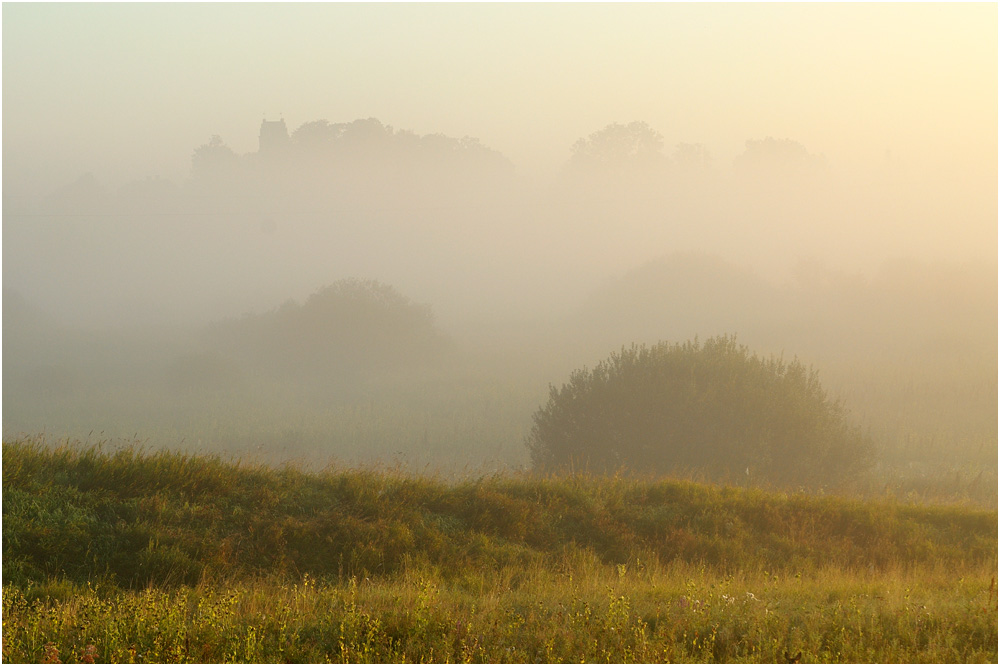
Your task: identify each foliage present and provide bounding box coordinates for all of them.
[3,438,996,663]
[734,136,825,177]
[526,336,873,488]
[5,257,994,502]
[204,278,449,378]
[190,135,241,182]
[4,563,996,664]
[570,121,666,171]
[4,438,992,592]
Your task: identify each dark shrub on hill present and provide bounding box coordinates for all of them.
[526,336,872,489]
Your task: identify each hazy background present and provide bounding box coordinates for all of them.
[3,4,996,500]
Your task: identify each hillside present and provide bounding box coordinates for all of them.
[4,438,997,663]
[4,438,995,591]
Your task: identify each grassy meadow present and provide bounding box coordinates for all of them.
[2,438,996,663]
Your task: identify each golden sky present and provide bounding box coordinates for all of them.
[4,3,995,183]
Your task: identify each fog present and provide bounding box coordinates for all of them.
[2,5,996,496]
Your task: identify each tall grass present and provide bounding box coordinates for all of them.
[4,437,995,591]
[3,561,996,663]
[3,437,996,663]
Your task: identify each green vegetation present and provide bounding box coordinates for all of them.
[5,258,996,507]
[5,561,995,664]
[527,336,872,488]
[3,438,996,663]
[203,278,450,379]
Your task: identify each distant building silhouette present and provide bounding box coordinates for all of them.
[259,118,289,157]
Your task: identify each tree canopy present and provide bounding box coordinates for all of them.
[205,278,448,379]
[569,121,666,171]
[526,336,872,489]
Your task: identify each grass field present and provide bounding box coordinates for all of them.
[2,437,996,663]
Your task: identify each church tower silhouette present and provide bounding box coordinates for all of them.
[259,118,289,156]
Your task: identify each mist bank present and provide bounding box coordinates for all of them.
[4,252,996,500]
[3,117,995,331]
[4,115,995,496]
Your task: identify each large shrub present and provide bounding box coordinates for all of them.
[526,336,872,489]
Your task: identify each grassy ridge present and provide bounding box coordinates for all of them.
[2,437,997,663]
[4,438,995,589]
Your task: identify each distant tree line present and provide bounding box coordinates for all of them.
[30,115,825,219]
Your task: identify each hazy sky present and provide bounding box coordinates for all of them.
[3,3,996,189]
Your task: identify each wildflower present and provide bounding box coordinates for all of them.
[41,643,61,664]
[80,645,98,664]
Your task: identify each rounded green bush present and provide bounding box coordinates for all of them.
[526,336,872,488]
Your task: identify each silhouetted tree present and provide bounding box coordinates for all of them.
[191,135,241,180]
[205,279,448,379]
[526,336,872,489]
[734,137,825,176]
[570,121,666,170]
